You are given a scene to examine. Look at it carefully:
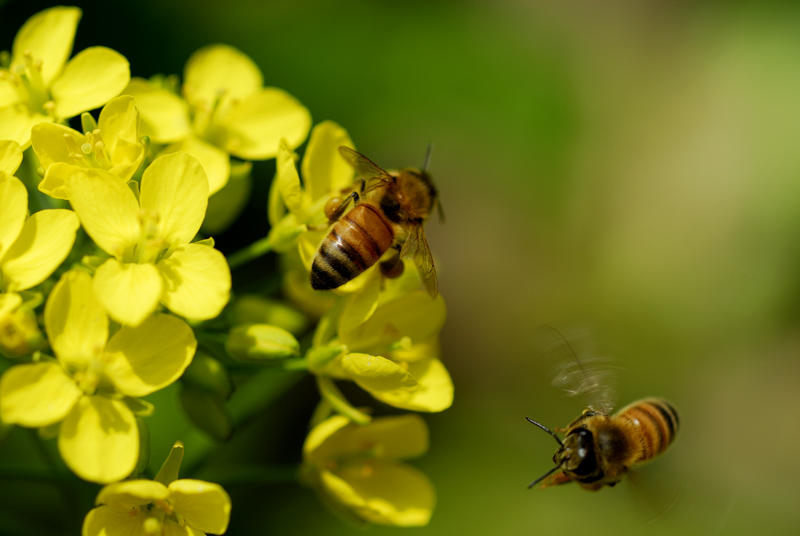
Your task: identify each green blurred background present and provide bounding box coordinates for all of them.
[2,0,800,534]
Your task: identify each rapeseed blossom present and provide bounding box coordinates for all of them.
[32,94,145,200]
[83,441,231,536]
[307,267,453,420]
[301,414,435,526]
[0,5,450,531]
[0,271,196,483]
[66,151,231,326]
[0,140,79,355]
[123,44,311,194]
[0,6,129,147]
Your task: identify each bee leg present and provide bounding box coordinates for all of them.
[380,245,405,279]
[324,179,367,223]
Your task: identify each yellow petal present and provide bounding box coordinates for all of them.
[83,504,148,536]
[93,260,163,327]
[45,271,108,367]
[104,314,196,397]
[302,121,355,202]
[340,353,418,395]
[96,479,169,506]
[338,269,381,334]
[66,168,139,258]
[157,244,230,321]
[0,106,47,149]
[98,95,138,150]
[30,122,83,171]
[372,358,453,413]
[0,139,23,175]
[220,88,311,160]
[347,414,429,461]
[58,395,138,483]
[160,137,228,196]
[139,152,208,243]
[51,47,131,119]
[276,138,305,217]
[37,162,81,201]
[183,44,263,110]
[12,6,81,86]
[0,361,81,427]
[0,209,80,291]
[303,414,352,464]
[326,461,435,526]
[169,479,231,534]
[0,172,27,262]
[123,78,191,143]
[98,95,144,180]
[341,292,447,352]
[0,71,20,108]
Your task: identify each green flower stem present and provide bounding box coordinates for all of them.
[316,376,371,425]
[226,236,273,269]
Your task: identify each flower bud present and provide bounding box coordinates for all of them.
[228,294,309,335]
[225,324,300,362]
[179,389,233,441]
[182,352,233,399]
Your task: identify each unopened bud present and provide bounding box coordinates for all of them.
[226,324,299,362]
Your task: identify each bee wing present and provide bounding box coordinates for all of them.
[338,146,393,185]
[534,326,616,414]
[401,224,438,298]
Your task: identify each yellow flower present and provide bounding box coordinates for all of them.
[309,268,453,416]
[83,441,231,536]
[123,44,311,194]
[0,6,130,148]
[0,292,43,357]
[32,95,145,200]
[301,414,435,527]
[66,151,231,326]
[0,271,196,483]
[0,158,79,294]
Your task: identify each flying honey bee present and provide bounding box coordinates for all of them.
[310,146,441,297]
[526,327,680,491]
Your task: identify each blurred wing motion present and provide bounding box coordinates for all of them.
[339,146,392,185]
[533,326,616,414]
[401,224,438,298]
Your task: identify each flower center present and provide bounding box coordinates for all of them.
[130,210,169,264]
[70,345,111,395]
[62,129,112,169]
[190,89,231,147]
[1,51,56,117]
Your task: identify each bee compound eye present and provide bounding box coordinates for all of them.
[570,428,598,477]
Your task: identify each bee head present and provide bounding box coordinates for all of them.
[559,427,598,477]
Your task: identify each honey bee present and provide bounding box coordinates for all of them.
[526,327,680,491]
[310,146,440,297]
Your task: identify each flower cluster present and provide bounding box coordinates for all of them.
[0,5,449,533]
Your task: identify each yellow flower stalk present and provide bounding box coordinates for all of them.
[65,151,231,326]
[123,44,311,194]
[83,441,231,535]
[32,95,146,200]
[0,271,196,483]
[301,414,435,527]
[0,6,130,147]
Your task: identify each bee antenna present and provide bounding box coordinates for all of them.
[422,141,433,173]
[527,462,565,489]
[525,417,565,448]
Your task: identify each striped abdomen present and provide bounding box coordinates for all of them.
[615,398,679,464]
[311,203,395,290]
